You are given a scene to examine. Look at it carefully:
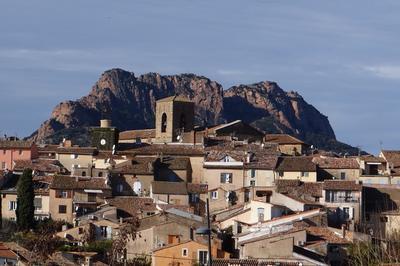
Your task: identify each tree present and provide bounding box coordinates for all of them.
[16,168,35,230]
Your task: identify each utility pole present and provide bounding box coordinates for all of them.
[206,198,213,266]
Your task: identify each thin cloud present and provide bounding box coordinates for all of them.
[363,65,400,80]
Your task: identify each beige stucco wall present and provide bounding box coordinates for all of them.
[203,168,244,191]
[240,231,306,259]
[127,222,193,259]
[359,176,390,185]
[190,156,204,184]
[320,168,360,181]
[57,153,94,172]
[276,171,317,182]
[34,194,50,218]
[49,189,74,223]
[1,194,17,220]
[278,144,304,155]
[152,194,189,205]
[270,192,305,212]
[244,169,275,187]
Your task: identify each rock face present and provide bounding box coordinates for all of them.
[30,68,340,150]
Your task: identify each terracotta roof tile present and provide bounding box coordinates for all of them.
[323,180,362,191]
[120,144,204,156]
[0,140,34,149]
[306,226,350,245]
[265,134,306,145]
[0,242,18,260]
[50,176,111,190]
[312,156,359,169]
[119,129,156,140]
[151,181,188,195]
[107,196,157,217]
[13,159,67,174]
[56,147,97,155]
[276,180,323,198]
[276,156,317,172]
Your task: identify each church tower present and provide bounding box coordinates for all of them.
[155,95,194,143]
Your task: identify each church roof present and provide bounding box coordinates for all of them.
[156,95,192,103]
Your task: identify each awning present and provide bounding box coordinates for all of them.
[84,189,103,193]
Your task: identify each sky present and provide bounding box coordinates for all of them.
[0,1,399,154]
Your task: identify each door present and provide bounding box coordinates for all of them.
[198,250,208,266]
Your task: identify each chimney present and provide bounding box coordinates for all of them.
[100,119,112,128]
[246,152,252,163]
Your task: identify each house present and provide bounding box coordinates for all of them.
[125,209,205,260]
[55,146,97,172]
[275,156,318,182]
[151,239,229,266]
[0,242,18,265]
[0,176,51,221]
[322,180,362,230]
[312,156,360,181]
[215,200,287,230]
[150,181,189,205]
[49,175,112,223]
[0,140,38,170]
[119,129,156,144]
[265,134,310,155]
[56,218,120,244]
[111,157,155,196]
[358,155,390,185]
[205,120,265,143]
[380,150,400,185]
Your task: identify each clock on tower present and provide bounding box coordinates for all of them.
[90,119,119,151]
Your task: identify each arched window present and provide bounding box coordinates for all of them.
[82,171,86,177]
[161,113,167,133]
[179,114,186,130]
[98,172,103,177]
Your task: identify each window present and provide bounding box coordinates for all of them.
[81,171,86,177]
[257,207,265,222]
[223,156,230,162]
[182,248,188,257]
[340,172,346,180]
[161,113,167,133]
[59,205,67,214]
[2,150,5,154]
[78,227,83,234]
[211,191,218,200]
[9,201,17,211]
[100,226,108,237]
[117,184,124,193]
[1,162,5,170]
[198,250,208,265]
[301,172,309,177]
[380,216,388,223]
[220,173,232,183]
[278,171,284,177]
[244,190,250,202]
[250,169,256,178]
[314,197,320,202]
[34,198,42,210]
[18,149,23,155]
[98,172,103,177]
[343,207,350,219]
[250,180,256,186]
[59,190,69,198]
[189,193,200,203]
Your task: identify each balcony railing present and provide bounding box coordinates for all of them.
[325,198,359,203]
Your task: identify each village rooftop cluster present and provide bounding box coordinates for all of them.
[0,95,399,265]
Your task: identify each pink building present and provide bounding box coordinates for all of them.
[0,140,38,170]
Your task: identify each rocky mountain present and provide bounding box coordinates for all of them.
[29,68,357,154]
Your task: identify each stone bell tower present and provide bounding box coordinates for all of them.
[155,95,194,143]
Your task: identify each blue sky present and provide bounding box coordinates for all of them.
[0,1,399,154]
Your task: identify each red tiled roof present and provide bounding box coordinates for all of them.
[119,129,156,140]
[50,176,111,190]
[265,134,306,145]
[121,144,205,156]
[0,140,34,149]
[306,226,350,245]
[312,156,359,169]
[276,156,317,172]
[323,180,362,191]
[107,196,157,217]
[0,242,17,260]
[13,159,66,174]
[56,147,97,155]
